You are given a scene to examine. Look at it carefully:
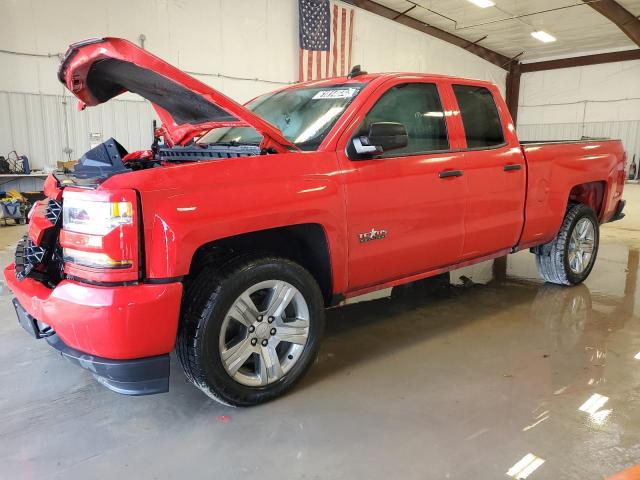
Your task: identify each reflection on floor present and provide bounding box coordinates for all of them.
[0,185,639,480]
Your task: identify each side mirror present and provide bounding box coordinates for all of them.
[352,122,408,157]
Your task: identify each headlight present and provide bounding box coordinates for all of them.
[59,189,139,280]
[63,198,133,235]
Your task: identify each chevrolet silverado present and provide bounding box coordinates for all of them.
[4,38,627,406]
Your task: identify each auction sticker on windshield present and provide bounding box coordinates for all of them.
[312,88,359,100]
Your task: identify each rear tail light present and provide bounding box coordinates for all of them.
[617,152,627,195]
[60,188,140,282]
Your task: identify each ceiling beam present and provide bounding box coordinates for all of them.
[350,0,512,69]
[521,48,640,72]
[583,0,640,47]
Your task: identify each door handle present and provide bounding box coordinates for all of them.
[438,169,464,178]
[503,164,522,172]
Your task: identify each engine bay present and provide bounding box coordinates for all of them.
[55,137,263,187]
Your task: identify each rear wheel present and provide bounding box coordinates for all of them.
[176,255,325,406]
[535,203,599,285]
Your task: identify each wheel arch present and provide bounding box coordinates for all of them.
[186,224,334,305]
[567,180,607,220]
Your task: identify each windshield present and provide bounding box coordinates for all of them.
[198,83,365,151]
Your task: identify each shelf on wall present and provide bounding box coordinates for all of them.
[0,174,50,178]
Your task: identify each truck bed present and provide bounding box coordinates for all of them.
[518,138,626,249]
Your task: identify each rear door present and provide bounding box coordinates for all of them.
[449,82,526,260]
[336,78,467,290]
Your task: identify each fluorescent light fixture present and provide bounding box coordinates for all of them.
[531,31,556,43]
[466,0,495,7]
[506,454,546,479]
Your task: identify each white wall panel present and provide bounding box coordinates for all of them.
[352,7,506,94]
[0,92,156,171]
[518,120,640,169]
[518,59,640,171]
[519,60,640,124]
[520,60,640,113]
[0,0,506,97]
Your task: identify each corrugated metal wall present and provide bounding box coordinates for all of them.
[518,120,640,168]
[0,91,157,171]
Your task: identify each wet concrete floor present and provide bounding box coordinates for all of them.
[1,185,639,480]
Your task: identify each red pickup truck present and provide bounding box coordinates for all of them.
[5,38,626,406]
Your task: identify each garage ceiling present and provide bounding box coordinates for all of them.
[371,0,640,61]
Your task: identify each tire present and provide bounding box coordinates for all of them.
[535,203,599,285]
[176,255,325,406]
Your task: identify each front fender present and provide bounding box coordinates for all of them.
[122,155,349,293]
[145,186,344,280]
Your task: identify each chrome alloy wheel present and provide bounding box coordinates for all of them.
[568,217,596,274]
[219,280,310,387]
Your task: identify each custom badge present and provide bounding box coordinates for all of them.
[358,228,387,243]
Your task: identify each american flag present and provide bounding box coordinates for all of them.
[298,0,355,82]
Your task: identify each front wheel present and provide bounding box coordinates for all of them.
[535,203,599,285]
[176,256,325,406]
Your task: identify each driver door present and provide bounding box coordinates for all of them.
[336,79,467,290]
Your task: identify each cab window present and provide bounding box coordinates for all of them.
[452,85,505,149]
[355,83,449,157]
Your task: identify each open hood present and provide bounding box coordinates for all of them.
[58,37,296,151]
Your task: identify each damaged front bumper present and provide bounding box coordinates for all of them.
[13,297,170,395]
[5,262,182,396]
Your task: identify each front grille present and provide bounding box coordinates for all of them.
[14,196,64,285]
[15,235,46,281]
[45,199,62,225]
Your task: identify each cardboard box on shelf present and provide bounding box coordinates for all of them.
[57,160,77,170]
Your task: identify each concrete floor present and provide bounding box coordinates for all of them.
[1,186,639,480]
